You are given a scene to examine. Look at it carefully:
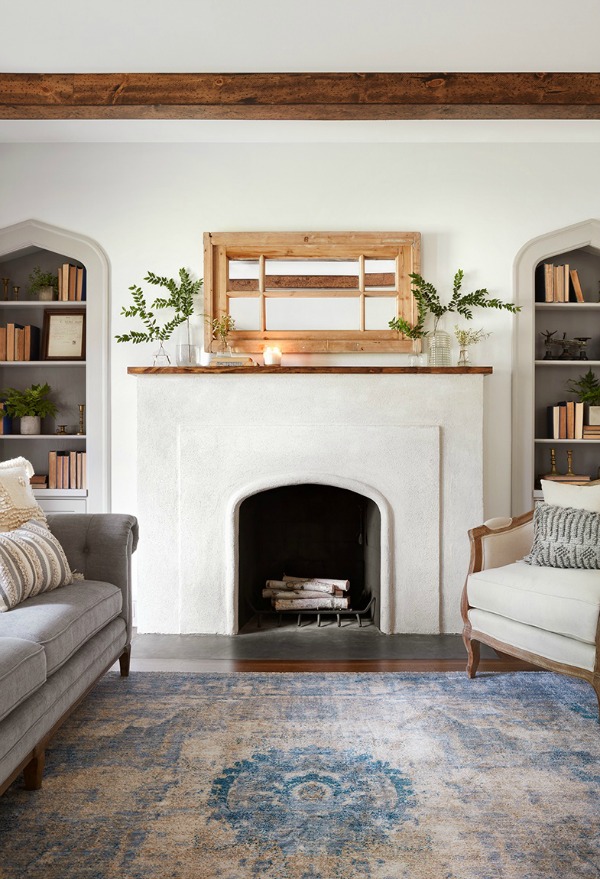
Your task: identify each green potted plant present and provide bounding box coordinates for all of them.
[566,368,600,424]
[28,267,58,301]
[1,382,58,435]
[115,268,202,365]
[389,270,520,366]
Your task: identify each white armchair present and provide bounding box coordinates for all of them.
[461,511,600,716]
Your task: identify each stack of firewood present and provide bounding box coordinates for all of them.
[262,575,350,611]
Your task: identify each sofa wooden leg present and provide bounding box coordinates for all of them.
[463,633,480,679]
[23,749,45,790]
[119,645,131,678]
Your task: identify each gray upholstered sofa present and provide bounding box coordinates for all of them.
[0,513,138,795]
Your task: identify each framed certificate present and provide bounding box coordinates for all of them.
[42,309,86,361]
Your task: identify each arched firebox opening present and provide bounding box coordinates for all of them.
[238,483,381,630]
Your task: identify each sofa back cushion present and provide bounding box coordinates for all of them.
[525,502,600,570]
[0,520,73,612]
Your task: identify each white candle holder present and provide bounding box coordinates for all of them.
[263,346,282,366]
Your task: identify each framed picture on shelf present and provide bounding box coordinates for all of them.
[42,309,86,361]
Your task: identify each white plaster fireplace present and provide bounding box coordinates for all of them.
[132,368,488,635]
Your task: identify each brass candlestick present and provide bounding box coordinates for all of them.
[545,447,558,477]
[566,449,575,476]
[1,278,9,301]
[12,285,19,301]
[77,404,85,436]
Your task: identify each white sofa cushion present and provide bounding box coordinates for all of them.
[468,608,597,672]
[467,562,600,644]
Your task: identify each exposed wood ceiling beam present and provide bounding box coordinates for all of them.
[0,73,599,120]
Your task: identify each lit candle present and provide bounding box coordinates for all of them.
[263,346,282,366]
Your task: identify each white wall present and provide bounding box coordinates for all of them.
[1,140,599,520]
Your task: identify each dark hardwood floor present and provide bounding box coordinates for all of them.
[128,626,537,673]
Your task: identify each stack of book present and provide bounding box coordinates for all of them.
[48,451,87,489]
[583,425,600,440]
[548,401,584,439]
[542,264,585,302]
[0,324,40,361]
[57,263,86,301]
[30,474,48,490]
[209,355,257,368]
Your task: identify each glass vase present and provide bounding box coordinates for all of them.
[457,346,470,367]
[176,344,200,366]
[153,342,171,367]
[408,338,427,367]
[427,330,452,367]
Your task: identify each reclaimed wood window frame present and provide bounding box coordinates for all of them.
[203,231,421,354]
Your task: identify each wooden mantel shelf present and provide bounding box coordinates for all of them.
[127,366,493,375]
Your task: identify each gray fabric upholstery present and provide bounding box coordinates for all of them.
[0,637,46,723]
[0,619,126,786]
[47,514,138,641]
[0,581,122,676]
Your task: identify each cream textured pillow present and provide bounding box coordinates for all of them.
[0,457,47,531]
[541,479,600,514]
[0,519,73,612]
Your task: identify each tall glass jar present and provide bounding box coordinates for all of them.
[427,330,452,367]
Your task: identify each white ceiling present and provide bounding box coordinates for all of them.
[2,0,600,143]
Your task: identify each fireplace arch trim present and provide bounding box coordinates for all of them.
[225,473,394,634]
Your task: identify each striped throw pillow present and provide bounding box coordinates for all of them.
[0,520,73,612]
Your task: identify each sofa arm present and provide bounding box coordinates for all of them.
[46,514,138,642]
[468,510,534,575]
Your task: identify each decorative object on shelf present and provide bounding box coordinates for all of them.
[263,346,282,366]
[408,338,426,366]
[539,331,590,361]
[211,313,236,357]
[77,403,85,436]
[0,402,12,436]
[453,325,490,367]
[1,382,58,436]
[28,267,58,302]
[55,425,68,435]
[42,308,86,361]
[543,447,591,484]
[427,330,452,367]
[1,278,9,301]
[115,268,202,367]
[153,342,171,367]
[389,269,520,367]
[565,368,600,425]
[11,286,19,301]
[540,329,558,360]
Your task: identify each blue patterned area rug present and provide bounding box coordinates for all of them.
[1,672,599,879]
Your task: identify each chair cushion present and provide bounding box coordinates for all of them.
[524,502,600,570]
[0,519,74,612]
[0,580,122,675]
[467,562,600,644]
[0,637,46,722]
